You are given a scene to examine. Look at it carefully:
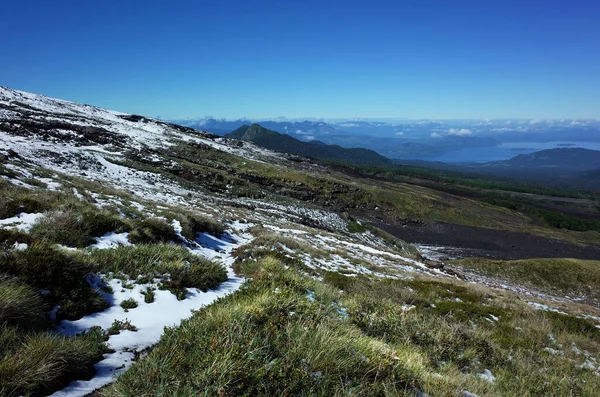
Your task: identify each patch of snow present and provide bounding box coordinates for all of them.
[580,359,597,371]
[542,347,562,355]
[91,232,132,249]
[38,177,62,190]
[478,369,496,383]
[0,212,43,232]
[528,302,568,315]
[51,230,250,396]
[57,244,78,252]
[72,188,84,199]
[11,242,28,251]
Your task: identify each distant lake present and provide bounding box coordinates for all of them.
[424,141,600,163]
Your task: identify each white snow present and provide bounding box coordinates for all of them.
[11,242,28,251]
[528,302,568,315]
[478,369,496,383]
[580,359,597,371]
[0,212,43,232]
[91,232,132,249]
[51,230,250,397]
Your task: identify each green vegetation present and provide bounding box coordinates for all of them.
[482,196,600,232]
[0,228,31,249]
[348,163,600,200]
[120,298,138,310]
[347,219,366,233]
[103,258,416,396]
[0,278,47,330]
[227,123,392,166]
[84,244,227,293]
[0,326,106,397]
[175,211,224,239]
[104,257,600,396]
[128,217,179,244]
[108,319,137,335]
[0,244,109,321]
[21,177,48,188]
[31,207,126,247]
[142,287,155,303]
[0,172,232,396]
[455,257,600,299]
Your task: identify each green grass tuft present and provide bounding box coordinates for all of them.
[0,326,107,396]
[108,319,137,335]
[0,243,108,321]
[85,244,227,293]
[0,278,48,330]
[120,298,138,310]
[30,206,126,248]
[455,257,600,299]
[127,217,179,244]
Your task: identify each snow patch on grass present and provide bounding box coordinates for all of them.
[50,229,250,396]
[91,232,132,249]
[0,212,44,232]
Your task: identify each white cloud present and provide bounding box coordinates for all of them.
[430,132,442,138]
[395,131,404,136]
[447,128,472,136]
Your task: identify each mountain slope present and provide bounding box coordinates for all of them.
[226,123,392,166]
[1,87,600,396]
[491,148,600,171]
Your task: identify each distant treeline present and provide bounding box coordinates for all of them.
[332,162,600,201]
[482,196,600,232]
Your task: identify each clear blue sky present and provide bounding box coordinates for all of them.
[1,0,599,119]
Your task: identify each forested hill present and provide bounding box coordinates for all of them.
[226,123,392,166]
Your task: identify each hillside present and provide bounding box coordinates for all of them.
[492,148,600,171]
[226,123,392,166]
[1,87,600,396]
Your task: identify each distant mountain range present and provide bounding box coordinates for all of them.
[222,124,600,190]
[173,117,600,162]
[490,148,600,171]
[225,124,392,166]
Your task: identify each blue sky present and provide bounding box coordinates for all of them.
[1,0,599,119]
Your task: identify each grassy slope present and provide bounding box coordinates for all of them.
[156,142,600,246]
[2,133,600,396]
[104,257,600,397]
[0,170,228,396]
[455,257,600,300]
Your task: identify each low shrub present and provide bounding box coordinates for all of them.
[0,326,106,396]
[128,218,179,244]
[108,319,137,335]
[120,298,138,310]
[86,244,227,292]
[0,243,107,321]
[0,279,47,330]
[176,212,224,240]
[30,206,126,247]
[142,287,155,303]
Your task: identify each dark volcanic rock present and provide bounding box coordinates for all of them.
[375,221,600,261]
